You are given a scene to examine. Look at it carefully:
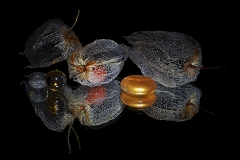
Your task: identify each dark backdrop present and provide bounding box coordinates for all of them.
[6,1,227,158]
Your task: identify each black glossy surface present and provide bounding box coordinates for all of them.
[10,2,227,157]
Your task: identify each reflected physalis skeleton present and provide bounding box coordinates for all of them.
[63,80,125,126]
[63,80,125,153]
[123,31,202,88]
[67,39,128,87]
[22,78,74,132]
[20,11,82,68]
[143,82,202,122]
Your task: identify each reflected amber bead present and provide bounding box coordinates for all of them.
[120,75,157,95]
[120,91,156,108]
[46,91,66,115]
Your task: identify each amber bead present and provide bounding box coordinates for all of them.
[120,91,156,108]
[120,75,157,95]
[46,69,67,91]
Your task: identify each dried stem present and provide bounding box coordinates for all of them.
[22,66,34,78]
[71,127,81,149]
[199,106,216,116]
[199,106,224,119]
[68,106,84,154]
[68,10,80,33]
[67,119,74,154]
[23,65,33,70]
[190,64,227,70]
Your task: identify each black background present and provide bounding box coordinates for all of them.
[6,1,228,158]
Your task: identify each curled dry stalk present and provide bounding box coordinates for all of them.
[199,106,224,119]
[66,10,80,36]
[68,105,84,154]
[187,101,224,119]
[187,102,224,119]
[191,65,227,70]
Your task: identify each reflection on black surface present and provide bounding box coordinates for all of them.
[63,80,125,127]
[22,70,125,132]
[22,72,73,132]
[22,70,126,153]
[22,70,202,130]
[21,67,205,153]
[142,82,201,122]
[85,112,123,130]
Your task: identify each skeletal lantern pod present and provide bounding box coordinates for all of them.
[20,10,82,68]
[21,72,74,132]
[142,82,202,122]
[123,31,203,88]
[67,39,128,87]
[63,80,125,153]
[63,80,124,127]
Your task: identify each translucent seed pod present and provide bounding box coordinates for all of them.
[67,39,128,87]
[20,11,82,68]
[142,82,202,122]
[63,80,124,153]
[22,75,73,132]
[123,31,202,88]
[63,80,125,127]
